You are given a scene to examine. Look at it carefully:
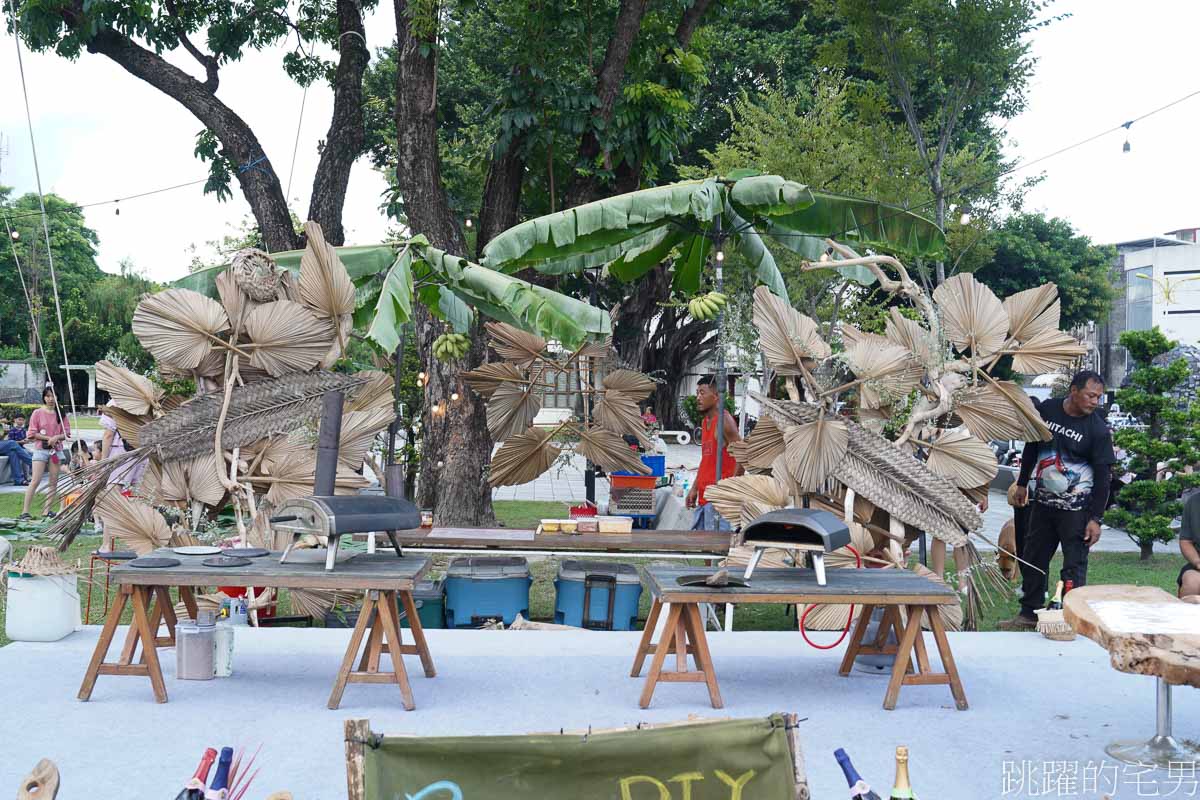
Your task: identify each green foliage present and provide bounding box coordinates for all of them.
[0,404,41,421]
[975,213,1116,329]
[1105,326,1200,555]
[681,393,736,428]
[194,129,236,202]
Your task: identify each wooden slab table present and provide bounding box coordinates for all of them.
[1064,584,1200,767]
[374,527,732,560]
[78,549,434,710]
[633,566,966,711]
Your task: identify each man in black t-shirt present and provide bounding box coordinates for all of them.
[1000,370,1116,630]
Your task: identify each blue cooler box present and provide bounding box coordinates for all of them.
[444,556,532,627]
[554,560,643,630]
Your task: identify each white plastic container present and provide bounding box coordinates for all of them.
[5,572,81,642]
[213,620,234,677]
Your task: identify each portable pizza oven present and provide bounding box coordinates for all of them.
[739,508,851,586]
[273,494,421,570]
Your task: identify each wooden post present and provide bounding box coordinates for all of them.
[783,713,810,800]
[344,719,370,800]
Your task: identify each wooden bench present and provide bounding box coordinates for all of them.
[633,565,967,711]
[78,549,435,710]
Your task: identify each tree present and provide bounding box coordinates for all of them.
[837,0,1046,284]
[975,213,1116,330]
[1104,328,1200,560]
[18,0,372,250]
[386,0,717,523]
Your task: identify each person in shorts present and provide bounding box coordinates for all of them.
[1178,490,1200,601]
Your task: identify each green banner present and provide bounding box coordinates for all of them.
[363,715,796,800]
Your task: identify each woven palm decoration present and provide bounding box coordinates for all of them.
[48,223,397,550]
[462,322,655,487]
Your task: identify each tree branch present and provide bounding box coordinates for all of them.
[674,0,714,46]
[164,0,219,92]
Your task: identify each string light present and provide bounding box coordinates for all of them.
[450,391,460,401]
[959,211,972,225]
[436,460,445,468]
[1122,120,1133,153]
[418,371,426,380]
[715,250,724,262]
[464,218,473,229]
[9,230,18,241]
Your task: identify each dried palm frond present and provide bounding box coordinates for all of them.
[463,362,527,398]
[132,288,231,370]
[602,369,655,399]
[885,308,936,367]
[704,475,789,528]
[955,380,1051,442]
[230,248,284,302]
[100,405,149,448]
[160,394,189,414]
[96,360,163,416]
[184,453,227,506]
[839,323,891,351]
[140,458,190,504]
[924,427,999,489]
[1008,329,1087,375]
[728,414,786,469]
[253,437,308,475]
[780,416,849,492]
[1003,283,1060,344]
[933,273,1009,358]
[137,371,369,463]
[216,269,258,329]
[489,426,560,487]
[753,286,830,373]
[241,300,334,377]
[576,426,649,474]
[845,341,924,409]
[572,337,613,361]
[345,371,394,412]
[594,389,651,447]
[487,381,544,440]
[485,322,546,367]
[912,564,964,632]
[756,393,980,546]
[253,449,368,505]
[289,589,359,619]
[97,489,172,555]
[338,407,394,469]
[299,222,355,321]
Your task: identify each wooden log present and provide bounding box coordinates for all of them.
[1064,584,1200,689]
[344,719,370,800]
[17,759,59,800]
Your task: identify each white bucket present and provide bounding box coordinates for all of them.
[5,572,81,642]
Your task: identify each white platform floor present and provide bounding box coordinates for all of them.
[1,626,1196,798]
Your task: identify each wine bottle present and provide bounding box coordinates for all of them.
[889,746,916,800]
[205,747,234,799]
[1047,580,1064,611]
[834,748,882,799]
[1064,579,1074,596]
[174,748,217,800]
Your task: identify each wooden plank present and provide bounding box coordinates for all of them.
[901,673,951,686]
[883,605,924,710]
[684,602,723,709]
[111,549,430,591]
[657,672,706,683]
[639,603,684,709]
[79,586,129,701]
[630,598,662,678]
[389,528,730,555]
[377,591,416,710]
[1064,584,1200,688]
[399,590,437,678]
[644,566,958,605]
[928,604,969,710]
[329,591,377,710]
[838,603,875,676]
[129,586,167,703]
[344,719,369,800]
[96,664,151,676]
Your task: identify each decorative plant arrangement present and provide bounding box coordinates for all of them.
[462,322,656,487]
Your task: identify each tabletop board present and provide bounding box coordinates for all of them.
[110,549,430,591]
[390,528,731,556]
[644,566,959,605]
[1063,584,1200,688]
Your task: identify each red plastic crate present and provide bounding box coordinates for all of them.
[610,474,657,490]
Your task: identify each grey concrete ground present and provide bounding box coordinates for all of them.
[1,626,1195,798]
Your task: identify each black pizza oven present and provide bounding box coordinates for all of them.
[739,508,851,586]
[273,494,420,570]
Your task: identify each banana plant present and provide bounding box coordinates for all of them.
[175,238,612,355]
[478,173,947,299]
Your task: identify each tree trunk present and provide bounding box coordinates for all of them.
[306,0,370,247]
[1140,541,1154,561]
[86,30,300,252]
[475,145,526,261]
[934,183,946,286]
[393,0,495,526]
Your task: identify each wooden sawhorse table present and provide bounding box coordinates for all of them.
[78,549,435,710]
[632,566,967,711]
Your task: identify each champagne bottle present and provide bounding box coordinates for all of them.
[834,748,882,799]
[890,746,916,800]
[1047,580,1064,611]
[206,747,234,799]
[1064,580,1074,596]
[174,748,217,800]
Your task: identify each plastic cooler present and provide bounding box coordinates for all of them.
[401,579,445,630]
[614,454,666,477]
[444,556,532,627]
[553,560,643,630]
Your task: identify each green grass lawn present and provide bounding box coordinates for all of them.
[1,495,1187,646]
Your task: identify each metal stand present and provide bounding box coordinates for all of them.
[1105,678,1200,768]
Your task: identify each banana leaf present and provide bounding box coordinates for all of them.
[480,179,724,273]
[764,226,878,287]
[766,191,944,261]
[420,246,611,349]
[672,228,711,295]
[726,207,789,301]
[364,247,416,354]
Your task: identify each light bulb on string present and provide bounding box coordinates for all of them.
[114,201,119,216]
[464,218,473,229]
[715,250,724,263]
[1122,120,1133,154]
[959,211,972,225]
[9,230,18,241]
[451,392,460,402]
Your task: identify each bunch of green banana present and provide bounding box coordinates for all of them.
[686,291,728,321]
[433,332,471,362]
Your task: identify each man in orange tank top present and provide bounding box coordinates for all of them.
[686,375,743,530]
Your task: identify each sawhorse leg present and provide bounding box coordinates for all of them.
[330,590,431,710]
[78,584,168,703]
[637,602,722,709]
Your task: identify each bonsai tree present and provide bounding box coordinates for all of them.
[1105,328,1200,560]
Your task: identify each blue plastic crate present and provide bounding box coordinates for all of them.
[554,560,643,630]
[444,556,531,628]
[614,454,666,478]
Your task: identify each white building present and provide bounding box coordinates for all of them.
[1121,228,1200,346]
